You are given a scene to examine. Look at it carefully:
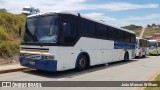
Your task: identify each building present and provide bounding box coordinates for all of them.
[22,7,40,15]
[152,33,160,39]
[0,8,7,12]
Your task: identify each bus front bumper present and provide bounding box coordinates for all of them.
[20,57,57,72]
[149,50,157,55]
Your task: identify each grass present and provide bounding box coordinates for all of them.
[143,28,160,37]
[155,74,160,81]
[144,74,160,90]
[133,27,160,38]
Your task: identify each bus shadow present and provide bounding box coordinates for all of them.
[23,59,138,79]
[148,55,160,56]
[134,56,149,59]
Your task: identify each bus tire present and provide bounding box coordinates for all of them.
[75,55,88,71]
[124,52,129,61]
[139,52,142,58]
[142,53,146,58]
[142,55,146,58]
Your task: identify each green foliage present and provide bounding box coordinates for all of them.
[147,24,151,28]
[155,74,160,81]
[0,27,9,41]
[147,24,160,28]
[144,74,160,90]
[0,11,26,58]
[0,41,19,57]
[121,24,143,30]
[134,30,141,37]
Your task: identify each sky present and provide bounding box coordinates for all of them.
[0,0,160,27]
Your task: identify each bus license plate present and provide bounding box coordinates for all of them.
[29,61,35,65]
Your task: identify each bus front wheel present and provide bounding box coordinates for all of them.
[75,55,88,71]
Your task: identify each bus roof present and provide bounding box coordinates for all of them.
[148,40,158,42]
[136,37,142,39]
[27,11,135,34]
[136,37,148,40]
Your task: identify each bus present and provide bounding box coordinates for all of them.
[135,37,149,58]
[19,11,136,72]
[148,40,160,55]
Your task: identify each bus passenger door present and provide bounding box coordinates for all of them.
[59,16,79,70]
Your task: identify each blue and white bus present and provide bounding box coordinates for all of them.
[20,12,136,72]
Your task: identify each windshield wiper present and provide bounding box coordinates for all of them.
[39,42,44,47]
[33,41,44,47]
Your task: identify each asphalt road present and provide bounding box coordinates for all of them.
[0,56,160,90]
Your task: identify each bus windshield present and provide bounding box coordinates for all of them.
[149,42,157,47]
[22,8,31,11]
[22,15,59,45]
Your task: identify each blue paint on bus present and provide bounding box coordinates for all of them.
[114,42,135,49]
[20,57,57,72]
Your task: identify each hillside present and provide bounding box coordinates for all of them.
[121,24,142,37]
[122,24,160,38]
[143,27,160,38]
[0,11,26,64]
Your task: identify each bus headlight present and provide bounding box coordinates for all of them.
[41,55,55,60]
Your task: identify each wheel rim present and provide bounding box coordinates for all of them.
[79,57,86,68]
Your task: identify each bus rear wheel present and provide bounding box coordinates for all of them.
[156,51,159,56]
[142,53,146,58]
[124,52,129,61]
[76,55,88,71]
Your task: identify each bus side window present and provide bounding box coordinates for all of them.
[131,34,136,43]
[125,32,131,43]
[158,42,160,47]
[63,20,78,44]
[108,27,116,40]
[96,24,108,38]
[81,19,96,36]
[139,40,142,47]
[117,30,125,42]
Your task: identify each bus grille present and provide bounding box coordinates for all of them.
[24,53,41,59]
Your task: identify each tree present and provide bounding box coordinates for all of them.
[147,24,151,28]
[152,23,156,26]
[121,24,142,30]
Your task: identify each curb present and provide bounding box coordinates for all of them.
[0,67,32,74]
